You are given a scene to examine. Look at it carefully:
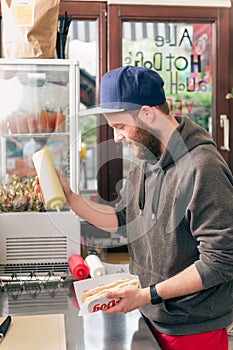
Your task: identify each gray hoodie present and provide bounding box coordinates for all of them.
[116,116,233,335]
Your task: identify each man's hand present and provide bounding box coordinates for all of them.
[33,172,73,208]
[104,286,150,315]
[33,171,119,232]
[33,176,44,203]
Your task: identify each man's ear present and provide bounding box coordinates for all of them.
[138,106,156,125]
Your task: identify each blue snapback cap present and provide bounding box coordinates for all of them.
[80,65,166,116]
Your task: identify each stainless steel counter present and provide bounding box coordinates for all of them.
[0,280,161,350]
[80,310,160,350]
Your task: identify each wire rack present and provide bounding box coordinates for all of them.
[0,269,73,300]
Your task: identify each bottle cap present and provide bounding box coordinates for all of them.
[72,264,90,280]
[85,254,106,278]
[49,198,64,212]
[68,254,90,280]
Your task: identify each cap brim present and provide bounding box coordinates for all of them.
[79,107,125,117]
[79,102,142,116]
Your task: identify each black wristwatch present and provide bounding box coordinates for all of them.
[150,284,163,305]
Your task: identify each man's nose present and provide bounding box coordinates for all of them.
[113,129,124,143]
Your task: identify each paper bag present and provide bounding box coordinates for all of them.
[1,0,60,58]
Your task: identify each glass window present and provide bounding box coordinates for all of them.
[122,21,213,177]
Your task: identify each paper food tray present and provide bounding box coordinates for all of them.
[73,272,139,316]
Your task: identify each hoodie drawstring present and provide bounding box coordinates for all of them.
[138,166,146,215]
[138,163,165,221]
[151,167,165,221]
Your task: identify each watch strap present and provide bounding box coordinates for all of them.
[150,284,162,305]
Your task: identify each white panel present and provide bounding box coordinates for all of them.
[0,212,80,265]
[108,0,231,7]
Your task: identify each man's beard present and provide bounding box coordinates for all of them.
[129,123,161,161]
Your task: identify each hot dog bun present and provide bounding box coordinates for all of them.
[82,278,139,303]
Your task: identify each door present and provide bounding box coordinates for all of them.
[108,4,232,196]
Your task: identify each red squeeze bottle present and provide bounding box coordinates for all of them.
[68,254,90,280]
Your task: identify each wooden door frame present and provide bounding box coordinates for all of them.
[59,1,111,202]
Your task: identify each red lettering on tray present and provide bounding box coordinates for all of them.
[92,299,120,312]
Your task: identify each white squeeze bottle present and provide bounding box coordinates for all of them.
[85,254,106,278]
[32,147,66,212]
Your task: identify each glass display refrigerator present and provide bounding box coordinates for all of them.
[0,59,80,285]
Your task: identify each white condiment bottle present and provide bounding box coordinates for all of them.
[32,147,66,212]
[85,254,106,278]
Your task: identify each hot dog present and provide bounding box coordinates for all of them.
[81,278,139,303]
